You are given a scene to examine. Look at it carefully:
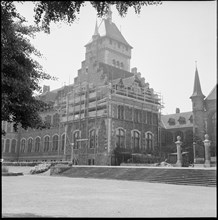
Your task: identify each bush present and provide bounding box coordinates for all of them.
[2,166,9,173]
[30,163,51,175]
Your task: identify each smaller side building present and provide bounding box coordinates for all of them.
[161,108,194,161]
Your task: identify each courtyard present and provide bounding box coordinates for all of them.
[2,173,217,217]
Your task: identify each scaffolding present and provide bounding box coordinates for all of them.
[59,78,163,164]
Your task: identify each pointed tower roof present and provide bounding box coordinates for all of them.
[85,8,132,48]
[190,65,205,98]
[93,19,99,36]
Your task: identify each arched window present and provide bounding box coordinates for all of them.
[44,136,50,152]
[132,131,140,150]
[35,137,41,152]
[166,132,173,145]
[27,138,33,153]
[61,134,65,151]
[11,139,16,153]
[45,115,51,127]
[146,132,153,151]
[116,128,125,148]
[5,139,10,153]
[89,129,96,148]
[73,131,80,149]
[20,139,26,153]
[52,135,59,151]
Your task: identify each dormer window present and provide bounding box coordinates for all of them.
[117,61,120,67]
[168,118,175,126]
[178,116,186,125]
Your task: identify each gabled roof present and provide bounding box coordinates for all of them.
[86,18,132,48]
[98,62,134,81]
[205,85,217,100]
[190,67,205,98]
[161,111,193,129]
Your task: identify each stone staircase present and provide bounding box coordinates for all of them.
[54,166,216,187]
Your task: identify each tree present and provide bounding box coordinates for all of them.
[1,1,56,134]
[33,1,162,33]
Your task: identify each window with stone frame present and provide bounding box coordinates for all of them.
[2,121,6,132]
[2,139,5,153]
[44,136,50,152]
[133,109,141,123]
[116,128,125,148]
[73,131,80,149]
[6,123,11,133]
[147,112,152,125]
[11,139,16,153]
[118,105,124,120]
[143,111,147,124]
[52,135,59,151]
[153,113,158,125]
[35,137,41,152]
[45,115,52,127]
[53,113,60,127]
[27,138,33,152]
[132,130,140,150]
[168,118,175,126]
[61,134,65,151]
[89,129,96,148]
[5,139,10,153]
[178,116,186,125]
[20,139,26,153]
[146,132,153,151]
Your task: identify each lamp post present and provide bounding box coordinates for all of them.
[203,134,211,168]
[70,143,74,163]
[175,136,182,167]
[193,142,196,164]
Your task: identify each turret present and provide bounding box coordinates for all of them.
[190,63,205,156]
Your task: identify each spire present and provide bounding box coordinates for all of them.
[190,63,205,98]
[92,19,99,40]
[93,19,99,36]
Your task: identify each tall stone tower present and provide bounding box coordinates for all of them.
[190,66,205,157]
[75,7,133,85]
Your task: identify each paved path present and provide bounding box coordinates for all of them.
[2,175,216,217]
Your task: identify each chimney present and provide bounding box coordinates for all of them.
[176,108,180,114]
[131,67,137,74]
[43,85,50,93]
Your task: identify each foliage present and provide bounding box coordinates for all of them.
[1,1,56,134]
[2,165,9,173]
[33,1,162,33]
[30,163,51,174]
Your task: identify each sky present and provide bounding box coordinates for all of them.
[15,1,217,115]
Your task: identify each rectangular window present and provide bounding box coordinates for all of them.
[118,105,124,120]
